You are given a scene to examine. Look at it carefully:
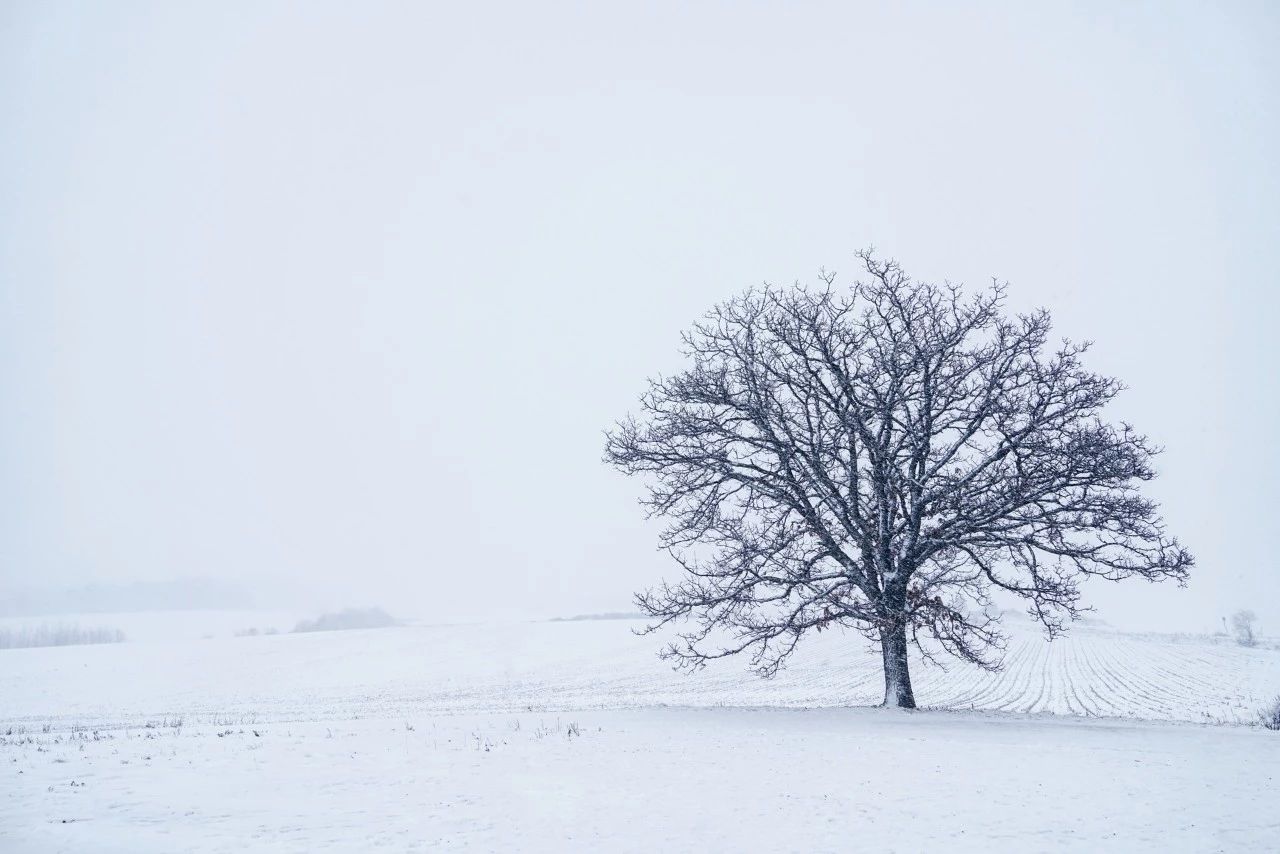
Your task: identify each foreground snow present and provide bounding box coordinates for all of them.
[4,708,1278,852]
[2,615,1279,851]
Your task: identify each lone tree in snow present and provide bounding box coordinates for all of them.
[605,251,1192,708]
[1230,610,1258,647]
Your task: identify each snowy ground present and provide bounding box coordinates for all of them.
[3,614,1279,851]
[3,613,1276,726]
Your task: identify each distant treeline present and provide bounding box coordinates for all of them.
[293,607,397,633]
[0,623,126,650]
[549,611,646,622]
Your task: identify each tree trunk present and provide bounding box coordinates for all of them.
[879,621,916,708]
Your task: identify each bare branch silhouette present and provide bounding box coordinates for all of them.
[605,250,1192,707]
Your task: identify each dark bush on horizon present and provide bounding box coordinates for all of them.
[292,607,398,633]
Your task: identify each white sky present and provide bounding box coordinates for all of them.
[2,1,1277,631]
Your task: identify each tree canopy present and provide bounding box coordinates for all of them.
[605,251,1192,707]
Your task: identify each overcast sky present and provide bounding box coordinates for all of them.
[2,1,1276,631]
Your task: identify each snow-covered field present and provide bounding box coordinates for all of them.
[4,613,1275,726]
[3,614,1279,851]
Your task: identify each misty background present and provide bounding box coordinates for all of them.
[2,1,1276,632]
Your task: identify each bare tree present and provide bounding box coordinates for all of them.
[1231,610,1258,647]
[605,251,1192,708]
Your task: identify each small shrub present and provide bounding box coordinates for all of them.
[233,626,278,637]
[292,607,397,633]
[1230,610,1258,647]
[1260,696,1280,731]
